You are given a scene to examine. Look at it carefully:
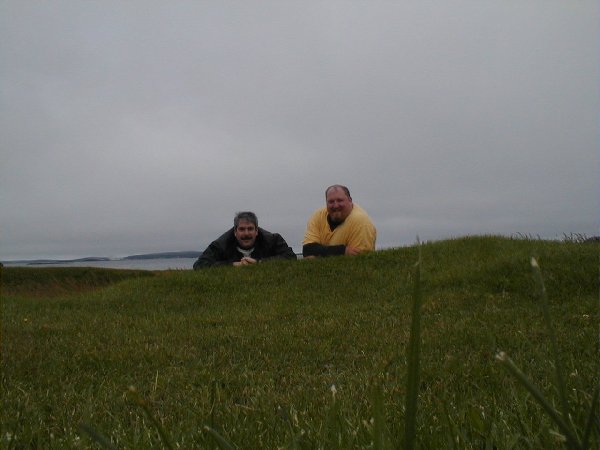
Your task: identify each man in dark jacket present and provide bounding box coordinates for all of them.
[193,211,296,269]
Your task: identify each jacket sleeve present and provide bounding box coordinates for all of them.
[193,241,237,269]
[302,242,346,257]
[192,245,218,269]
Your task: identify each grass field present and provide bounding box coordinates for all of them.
[1,236,598,449]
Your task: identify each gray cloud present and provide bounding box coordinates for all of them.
[1,1,597,260]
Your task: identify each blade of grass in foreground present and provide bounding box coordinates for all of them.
[404,241,423,450]
[495,352,580,448]
[128,386,175,450]
[581,386,599,450]
[78,423,118,450]
[496,258,589,450]
[372,381,386,450]
[203,425,236,450]
[530,257,571,423]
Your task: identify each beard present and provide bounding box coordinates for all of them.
[328,210,345,223]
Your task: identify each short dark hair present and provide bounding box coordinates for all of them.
[234,211,258,229]
[325,184,351,200]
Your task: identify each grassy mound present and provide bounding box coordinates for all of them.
[1,266,155,297]
[1,236,597,448]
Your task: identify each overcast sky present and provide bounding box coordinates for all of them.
[1,1,597,260]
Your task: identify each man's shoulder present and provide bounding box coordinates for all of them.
[212,228,236,246]
[258,227,273,238]
[349,204,374,222]
[258,227,282,241]
[309,207,328,220]
[257,228,289,247]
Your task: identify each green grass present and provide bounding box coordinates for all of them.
[1,266,155,297]
[1,236,598,448]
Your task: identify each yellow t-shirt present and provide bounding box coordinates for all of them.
[303,203,376,251]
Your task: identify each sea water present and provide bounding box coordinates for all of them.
[3,258,195,271]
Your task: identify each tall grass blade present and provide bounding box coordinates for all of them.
[495,352,580,449]
[372,382,386,450]
[210,378,217,429]
[285,431,303,450]
[581,385,599,450]
[442,401,460,450]
[404,241,423,450]
[78,423,118,450]
[203,425,236,450]
[530,257,571,423]
[127,386,175,450]
[324,385,341,449]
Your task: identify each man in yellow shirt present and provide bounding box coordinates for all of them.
[302,184,376,257]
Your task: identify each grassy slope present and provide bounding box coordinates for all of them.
[1,236,598,449]
[1,266,155,297]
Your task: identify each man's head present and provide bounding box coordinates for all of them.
[325,185,353,224]
[233,211,259,249]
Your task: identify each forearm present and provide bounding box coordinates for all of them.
[302,243,346,257]
[193,246,237,269]
[261,251,297,262]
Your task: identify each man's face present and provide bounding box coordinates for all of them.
[326,187,353,224]
[234,219,258,249]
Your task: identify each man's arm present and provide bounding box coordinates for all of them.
[302,209,343,257]
[193,246,219,269]
[193,251,213,270]
[302,242,346,257]
[193,243,237,269]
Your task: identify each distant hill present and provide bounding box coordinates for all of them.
[123,251,201,260]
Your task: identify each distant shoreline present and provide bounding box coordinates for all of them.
[2,251,201,265]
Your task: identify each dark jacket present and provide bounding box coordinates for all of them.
[193,227,296,269]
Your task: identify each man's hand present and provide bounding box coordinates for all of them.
[233,257,258,266]
[345,246,360,256]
